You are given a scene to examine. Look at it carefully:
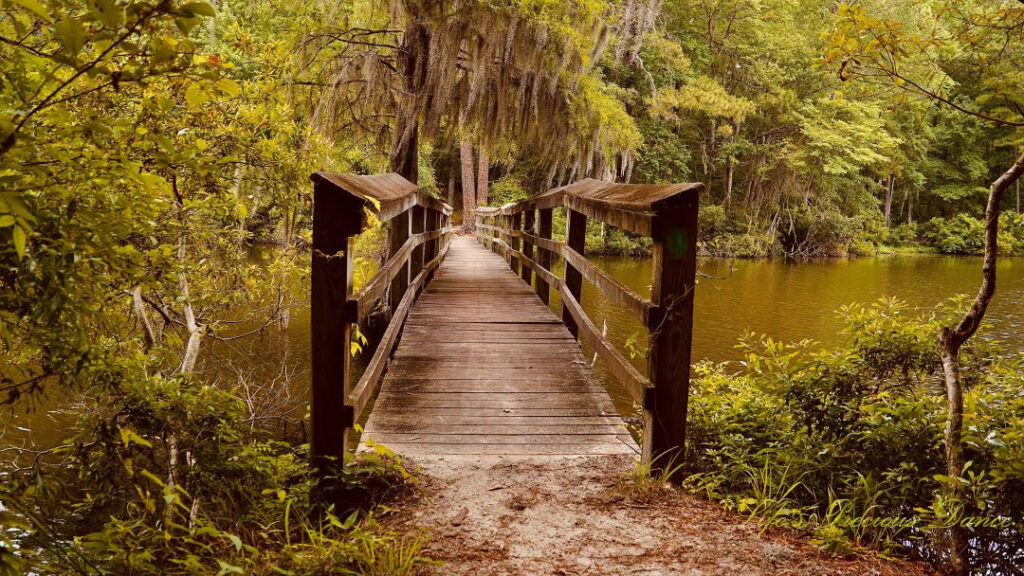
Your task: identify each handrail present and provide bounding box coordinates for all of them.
[309,172,453,473]
[350,226,453,323]
[473,177,702,462]
[348,239,451,419]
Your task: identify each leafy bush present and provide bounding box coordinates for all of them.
[921,213,1024,255]
[1,372,427,575]
[697,205,778,257]
[488,175,530,207]
[685,299,1024,574]
[887,223,919,247]
[586,221,653,256]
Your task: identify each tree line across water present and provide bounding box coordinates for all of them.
[1,1,1023,575]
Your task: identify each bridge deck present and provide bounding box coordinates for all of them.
[360,236,638,456]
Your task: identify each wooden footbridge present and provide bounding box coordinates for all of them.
[309,172,701,470]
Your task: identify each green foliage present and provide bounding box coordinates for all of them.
[921,213,1024,256]
[685,299,1024,572]
[0,1,425,574]
[488,174,530,207]
[2,373,426,574]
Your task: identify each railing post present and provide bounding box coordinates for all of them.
[410,205,425,287]
[425,207,439,280]
[389,210,410,311]
[521,209,535,286]
[310,178,363,477]
[536,208,553,305]
[645,195,699,468]
[510,211,522,276]
[562,208,587,338]
[501,213,510,262]
[491,214,498,253]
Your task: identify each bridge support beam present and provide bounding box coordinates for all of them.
[535,208,553,305]
[389,211,410,313]
[509,212,521,276]
[425,207,440,282]
[521,210,535,287]
[562,209,587,338]
[410,205,425,291]
[310,178,363,479]
[645,195,699,472]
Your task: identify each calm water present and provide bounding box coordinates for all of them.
[577,254,1024,410]
[5,252,1023,447]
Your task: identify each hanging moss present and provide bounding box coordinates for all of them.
[298,0,650,186]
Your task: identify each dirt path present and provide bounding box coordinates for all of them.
[380,455,935,576]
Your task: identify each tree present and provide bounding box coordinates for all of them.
[830,2,1024,573]
[294,0,643,203]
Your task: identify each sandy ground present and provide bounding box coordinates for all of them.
[378,454,937,576]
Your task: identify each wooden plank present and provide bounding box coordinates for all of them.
[373,393,617,410]
[384,365,596,380]
[364,424,629,435]
[364,443,636,456]
[362,433,633,445]
[380,379,604,393]
[311,172,453,225]
[564,194,651,237]
[357,235,638,458]
[373,406,618,417]
[367,415,626,427]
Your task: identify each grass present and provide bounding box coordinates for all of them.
[616,450,687,504]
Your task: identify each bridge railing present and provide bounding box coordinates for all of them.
[474,178,702,462]
[310,172,453,472]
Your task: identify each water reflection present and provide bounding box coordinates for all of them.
[5,250,1022,450]
[575,254,1024,411]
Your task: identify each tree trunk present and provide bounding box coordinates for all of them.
[207,0,217,48]
[723,156,734,208]
[477,147,489,206]
[460,137,476,231]
[884,174,894,226]
[937,151,1024,576]
[178,240,204,375]
[390,23,429,183]
[132,286,157,351]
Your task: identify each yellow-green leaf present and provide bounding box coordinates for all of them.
[12,225,26,259]
[184,82,209,108]
[88,0,125,28]
[55,16,86,56]
[214,78,241,98]
[10,0,52,22]
[180,2,217,17]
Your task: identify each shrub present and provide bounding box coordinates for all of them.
[1,372,426,575]
[684,299,1024,573]
[921,213,1024,255]
[887,222,919,247]
[488,174,530,206]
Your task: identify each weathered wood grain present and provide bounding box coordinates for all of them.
[358,235,638,457]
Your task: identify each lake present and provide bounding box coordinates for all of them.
[5,249,1023,447]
